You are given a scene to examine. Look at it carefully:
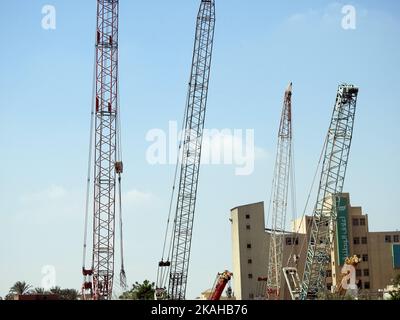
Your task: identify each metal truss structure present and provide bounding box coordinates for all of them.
[162,0,216,300]
[82,0,121,300]
[299,84,359,299]
[266,83,293,299]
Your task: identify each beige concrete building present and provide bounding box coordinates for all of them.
[230,193,400,300]
[230,202,306,300]
[230,202,268,300]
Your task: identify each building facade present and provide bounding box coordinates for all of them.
[230,193,400,299]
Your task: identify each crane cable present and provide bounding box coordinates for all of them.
[290,138,297,232]
[116,79,127,291]
[118,173,126,289]
[82,48,97,273]
[156,85,191,290]
[286,133,328,267]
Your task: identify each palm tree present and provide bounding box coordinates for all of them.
[50,286,62,295]
[9,281,32,295]
[34,287,47,294]
[60,289,79,300]
[49,286,79,300]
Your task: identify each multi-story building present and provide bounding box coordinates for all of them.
[230,202,306,300]
[230,193,400,300]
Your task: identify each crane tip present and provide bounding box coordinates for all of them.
[286,82,293,93]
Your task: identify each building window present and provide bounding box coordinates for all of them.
[248,259,252,264]
[326,270,332,277]
[360,218,366,226]
[353,237,360,245]
[286,237,292,246]
[364,282,370,289]
[385,235,392,243]
[361,237,368,245]
[363,269,369,277]
[394,235,399,243]
[353,218,359,226]
[356,269,362,277]
[248,274,253,279]
[245,214,250,219]
[246,224,251,230]
[249,293,254,299]
[294,238,299,245]
[247,243,252,249]
[362,254,368,262]
[327,283,332,290]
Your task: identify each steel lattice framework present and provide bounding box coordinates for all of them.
[299,84,359,300]
[91,0,119,300]
[168,0,216,300]
[266,83,293,299]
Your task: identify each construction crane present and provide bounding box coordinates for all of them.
[209,271,233,300]
[283,84,359,300]
[81,0,126,300]
[266,83,294,300]
[156,0,216,300]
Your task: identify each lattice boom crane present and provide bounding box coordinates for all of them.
[283,84,359,300]
[157,0,216,300]
[266,83,293,299]
[82,0,126,300]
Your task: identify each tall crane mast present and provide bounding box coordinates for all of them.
[266,83,293,299]
[82,0,125,300]
[157,0,216,300]
[283,84,359,300]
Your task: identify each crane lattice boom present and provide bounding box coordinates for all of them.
[266,83,293,299]
[168,0,216,300]
[157,0,216,301]
[299,84,358,300]
[283,85,359,300]
[82,0,122,300]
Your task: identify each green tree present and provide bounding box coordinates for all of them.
[49,286,62,295]
[34,287,47,294]
[389,274,400,300]
[119,280,155,300]
[60,289,79,300]
[48,286,78,300]
[9,281,32,295]
[5,293,15,300]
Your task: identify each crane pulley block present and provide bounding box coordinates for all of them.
[159,261,171,267]
[115,161,123,174]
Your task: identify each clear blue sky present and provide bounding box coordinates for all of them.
[0,0,399,299]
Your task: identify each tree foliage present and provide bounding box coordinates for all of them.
[9,281,32,295]
[389,274,400,300]
[119,280,155,300]
[5,282,79,300]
